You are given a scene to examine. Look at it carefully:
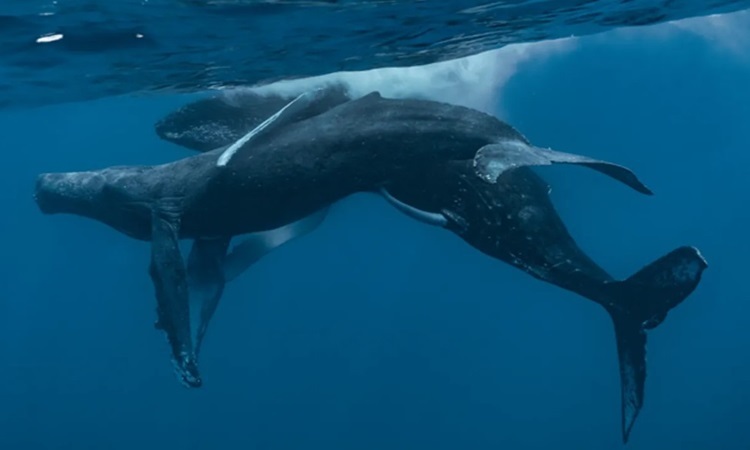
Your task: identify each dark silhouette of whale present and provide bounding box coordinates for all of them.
[34,87,706,444]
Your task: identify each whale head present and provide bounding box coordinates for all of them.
[34,165,154,240]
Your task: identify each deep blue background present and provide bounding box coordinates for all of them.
[1,19,749,450]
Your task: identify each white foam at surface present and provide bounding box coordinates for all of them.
[223,38,577,115]
[214,8,749,117]
[668,9,750,60]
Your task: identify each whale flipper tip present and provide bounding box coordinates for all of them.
[473,141,653,195]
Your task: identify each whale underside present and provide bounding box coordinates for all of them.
[33,86,708,444]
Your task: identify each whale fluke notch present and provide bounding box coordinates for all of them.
[603,246,707,443]
[473,141,653,195]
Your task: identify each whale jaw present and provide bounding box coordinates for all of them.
[34,171,105,216]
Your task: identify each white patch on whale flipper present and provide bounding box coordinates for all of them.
[473,140,653,195]
[216,89,324,167]
[379,188,448,227]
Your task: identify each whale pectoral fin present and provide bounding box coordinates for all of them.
[217,87,340,167]
[186,237,231,357]
[223,208,329,282]
[149,205,201,388]
[379,188,448,227]
[473,142,653,195]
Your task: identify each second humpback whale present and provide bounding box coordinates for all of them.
[34,88,706,444]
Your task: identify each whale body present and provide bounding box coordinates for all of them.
[34,89,706,444]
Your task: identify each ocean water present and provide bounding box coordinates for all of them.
[1,4,750,450]
[3,0,750,108]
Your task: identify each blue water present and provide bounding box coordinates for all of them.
[2,0,750,108]
[2,7,750,450]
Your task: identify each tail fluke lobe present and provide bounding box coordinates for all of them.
[603,246,707,443]
[611,315,647,444]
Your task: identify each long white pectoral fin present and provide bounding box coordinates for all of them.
[216,88,329,167]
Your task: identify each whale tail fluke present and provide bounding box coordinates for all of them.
[603,246,707,444]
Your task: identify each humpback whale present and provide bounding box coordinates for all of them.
[34,88,705,444]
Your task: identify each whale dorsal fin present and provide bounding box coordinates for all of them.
[473,141,653,195]
[216,88,334,167]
